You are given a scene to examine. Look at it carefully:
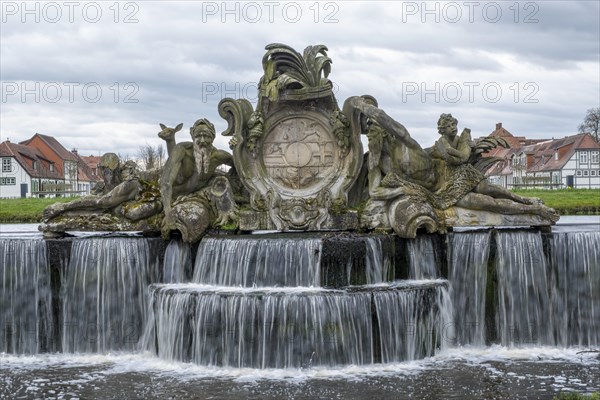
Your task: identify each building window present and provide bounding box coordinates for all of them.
[583,170,589,176]
[49,163,54,172]
[592,170,597,176]
[554,152,558,161]
[32,160,38,171]
[0,177,16,185]
[2,158,11,172]
[576,170,582,176]
[592,151,599,164]
[580,152,588,164]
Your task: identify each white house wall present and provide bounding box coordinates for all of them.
[0,157,32,198]
[568,151,600,189]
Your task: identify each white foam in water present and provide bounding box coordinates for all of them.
[0,352,433,382]
[1,346,596,382]
[354,279,449,290]
[150,283,339,294]
[435,345,600,365]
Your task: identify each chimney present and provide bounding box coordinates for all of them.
[496,122,502,130]
[72,148,78,155]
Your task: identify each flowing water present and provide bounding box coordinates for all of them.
[192,236,322,287]
[163,239,192,283]
[364,236,393,283]
[547,231,600,346]
[407,235,439,279]
[146,285,376,368]
[373,282,452,362]
[61,238,159,353]
[0,239,53,354]
[448,231,490,346]
[1,227,599,399]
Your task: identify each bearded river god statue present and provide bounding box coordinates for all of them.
[40,43,559,240]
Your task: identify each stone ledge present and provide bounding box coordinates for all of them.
[239,210,360,231]
[444,207,553,228]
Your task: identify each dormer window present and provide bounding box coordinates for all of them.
[554,152,558,161]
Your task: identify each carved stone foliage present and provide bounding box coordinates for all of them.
[221,44,363,231]
[40,42,559,241]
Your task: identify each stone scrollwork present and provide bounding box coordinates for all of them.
[41,43,559,240]
[225,43,363,231]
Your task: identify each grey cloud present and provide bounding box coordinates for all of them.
[1,0,598,156]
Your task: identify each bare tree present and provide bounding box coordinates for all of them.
[117,153,132,163]
[137,143,166,170]
[156,144,165,169]
[578,107,600,143]
[138,144,157,170]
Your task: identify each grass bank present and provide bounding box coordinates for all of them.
[0,189,598,223]
[0,197,80,223]
[512,189,600,215]
[553,393,599,400]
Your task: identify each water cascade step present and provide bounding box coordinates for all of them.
[0,239,54,354]
[61,238,160,353]
[192,236,323,287]
[163,239,192,283]
[493,230,599,347]
[1,228,598,366]
[546,231,599,346]
[144,281,452,368]
[407,235,442,279]
[448,231,491,346]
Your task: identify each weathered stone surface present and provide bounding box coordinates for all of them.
[40,43,559,241]
[40,212,162,238]
[444,207,553,227]
[221,44,363,232]
[240,209,359,231]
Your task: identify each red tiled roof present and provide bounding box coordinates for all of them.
[81,155,101,168]
[20,133,79,162]
[0,141,63,179]
[74,153,102,183]
[485,132,600,175]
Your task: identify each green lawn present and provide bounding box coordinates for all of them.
[513,189,600,214]
[553,393,600,400]
[0,189,598,223]
[0,197,80,223]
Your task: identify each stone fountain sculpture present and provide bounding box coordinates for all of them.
[40,43,559,240]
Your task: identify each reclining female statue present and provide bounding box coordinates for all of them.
[343,96,558,235]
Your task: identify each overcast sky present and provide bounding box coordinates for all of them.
[1,1,599,157]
